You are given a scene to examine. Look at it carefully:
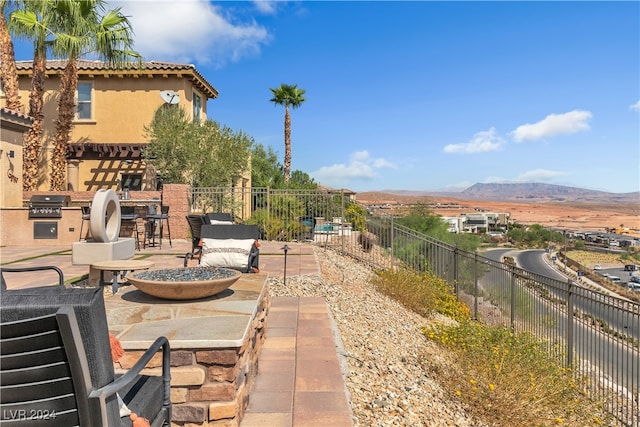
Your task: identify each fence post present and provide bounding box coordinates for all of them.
[453,246,459,296]
[474,252,479,321]
[341,190,345,254]
[266,187,271,230]
[566,278,574,367]
[390,215,394,264]
[510,264,516,331]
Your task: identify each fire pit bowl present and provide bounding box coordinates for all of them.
[128,267,241,300]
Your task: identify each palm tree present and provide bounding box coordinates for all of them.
[10,0,60,190]
[49,1,139,190]
[269,83,306,185]
[0,0,23,112]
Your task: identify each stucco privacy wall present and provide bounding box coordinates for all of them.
[0,184,190,247]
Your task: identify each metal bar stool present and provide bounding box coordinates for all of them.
[120,206,141,250]
[79,205,92,241]
[145,205,171,249]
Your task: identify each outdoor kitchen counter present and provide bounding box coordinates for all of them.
[104,272,268,350]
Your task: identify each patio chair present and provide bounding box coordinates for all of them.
[196,224,260,273]
[120,206,141,250]
[1,265,64,291]
[185,214,206,261]
[0,286,171,427]
[79,205,92,241]
[203,212,234,224]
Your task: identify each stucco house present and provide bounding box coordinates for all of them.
[13,59,220,192]
[0,107,33,208]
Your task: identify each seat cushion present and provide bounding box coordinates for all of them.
[200,238,256,271]
[119,375,165,427]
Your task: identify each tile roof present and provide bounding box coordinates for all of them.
[15,60,218,99]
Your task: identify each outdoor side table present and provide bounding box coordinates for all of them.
[91,259,155,294]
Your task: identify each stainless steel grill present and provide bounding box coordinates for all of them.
[28,195,71,218]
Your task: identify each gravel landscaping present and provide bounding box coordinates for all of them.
[267,246,487,427]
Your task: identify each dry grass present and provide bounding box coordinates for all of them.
[424,322,613,426]
[373,268,614,427]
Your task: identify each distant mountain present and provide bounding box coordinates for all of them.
[375,183,640,203]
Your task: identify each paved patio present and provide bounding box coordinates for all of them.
[1,239,353,426]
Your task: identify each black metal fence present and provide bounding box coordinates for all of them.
[192,187,639,425]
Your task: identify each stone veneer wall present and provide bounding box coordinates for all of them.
[160,183,190,240]
[114,291,270,427]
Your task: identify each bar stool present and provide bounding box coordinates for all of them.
[120,206,141,250]
[79,205,92,241]
[158,205,172,248]
[145,205,171,249]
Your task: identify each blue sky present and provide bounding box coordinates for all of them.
[13,1,640,193]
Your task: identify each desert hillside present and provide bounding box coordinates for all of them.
[356,191,640,235]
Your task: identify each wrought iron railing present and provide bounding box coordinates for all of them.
[191,187,639,425]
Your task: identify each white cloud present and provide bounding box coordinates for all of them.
[483,169,568,184]
[253,1,281,14]
[630,100,640,112]
[311,151,395,185]
[511,110,592,142]
[110,0,271,67]
[443,127,505,154]
[515,169,568,181]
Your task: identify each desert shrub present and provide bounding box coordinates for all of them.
[424,321,612,426]
[373,267,470,322]
[344,203,367,232]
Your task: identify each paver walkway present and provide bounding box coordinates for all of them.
[241,297,353,427]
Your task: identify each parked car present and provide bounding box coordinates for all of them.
[608,275,621,283]
[624,264,638,271]
[593,264,602,270]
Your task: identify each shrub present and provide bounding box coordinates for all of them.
[373,267,470,322]
[424,321,612,426]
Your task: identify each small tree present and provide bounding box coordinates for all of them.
[251,143,316,189]
[143,105,252,187]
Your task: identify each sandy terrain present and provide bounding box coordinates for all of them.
[357,192,640,236]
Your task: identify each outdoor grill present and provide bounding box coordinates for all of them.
[28,195,71,219]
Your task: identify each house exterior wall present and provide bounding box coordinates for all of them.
[0,109,31,208]
[15,64,213,191]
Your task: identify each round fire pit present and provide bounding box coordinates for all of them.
[128,267,241,300]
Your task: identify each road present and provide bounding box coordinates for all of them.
[509,249,639,402]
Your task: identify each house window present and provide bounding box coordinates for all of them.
[192,92,201,122]
[77,82,93,120]
[121,174,142,191]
